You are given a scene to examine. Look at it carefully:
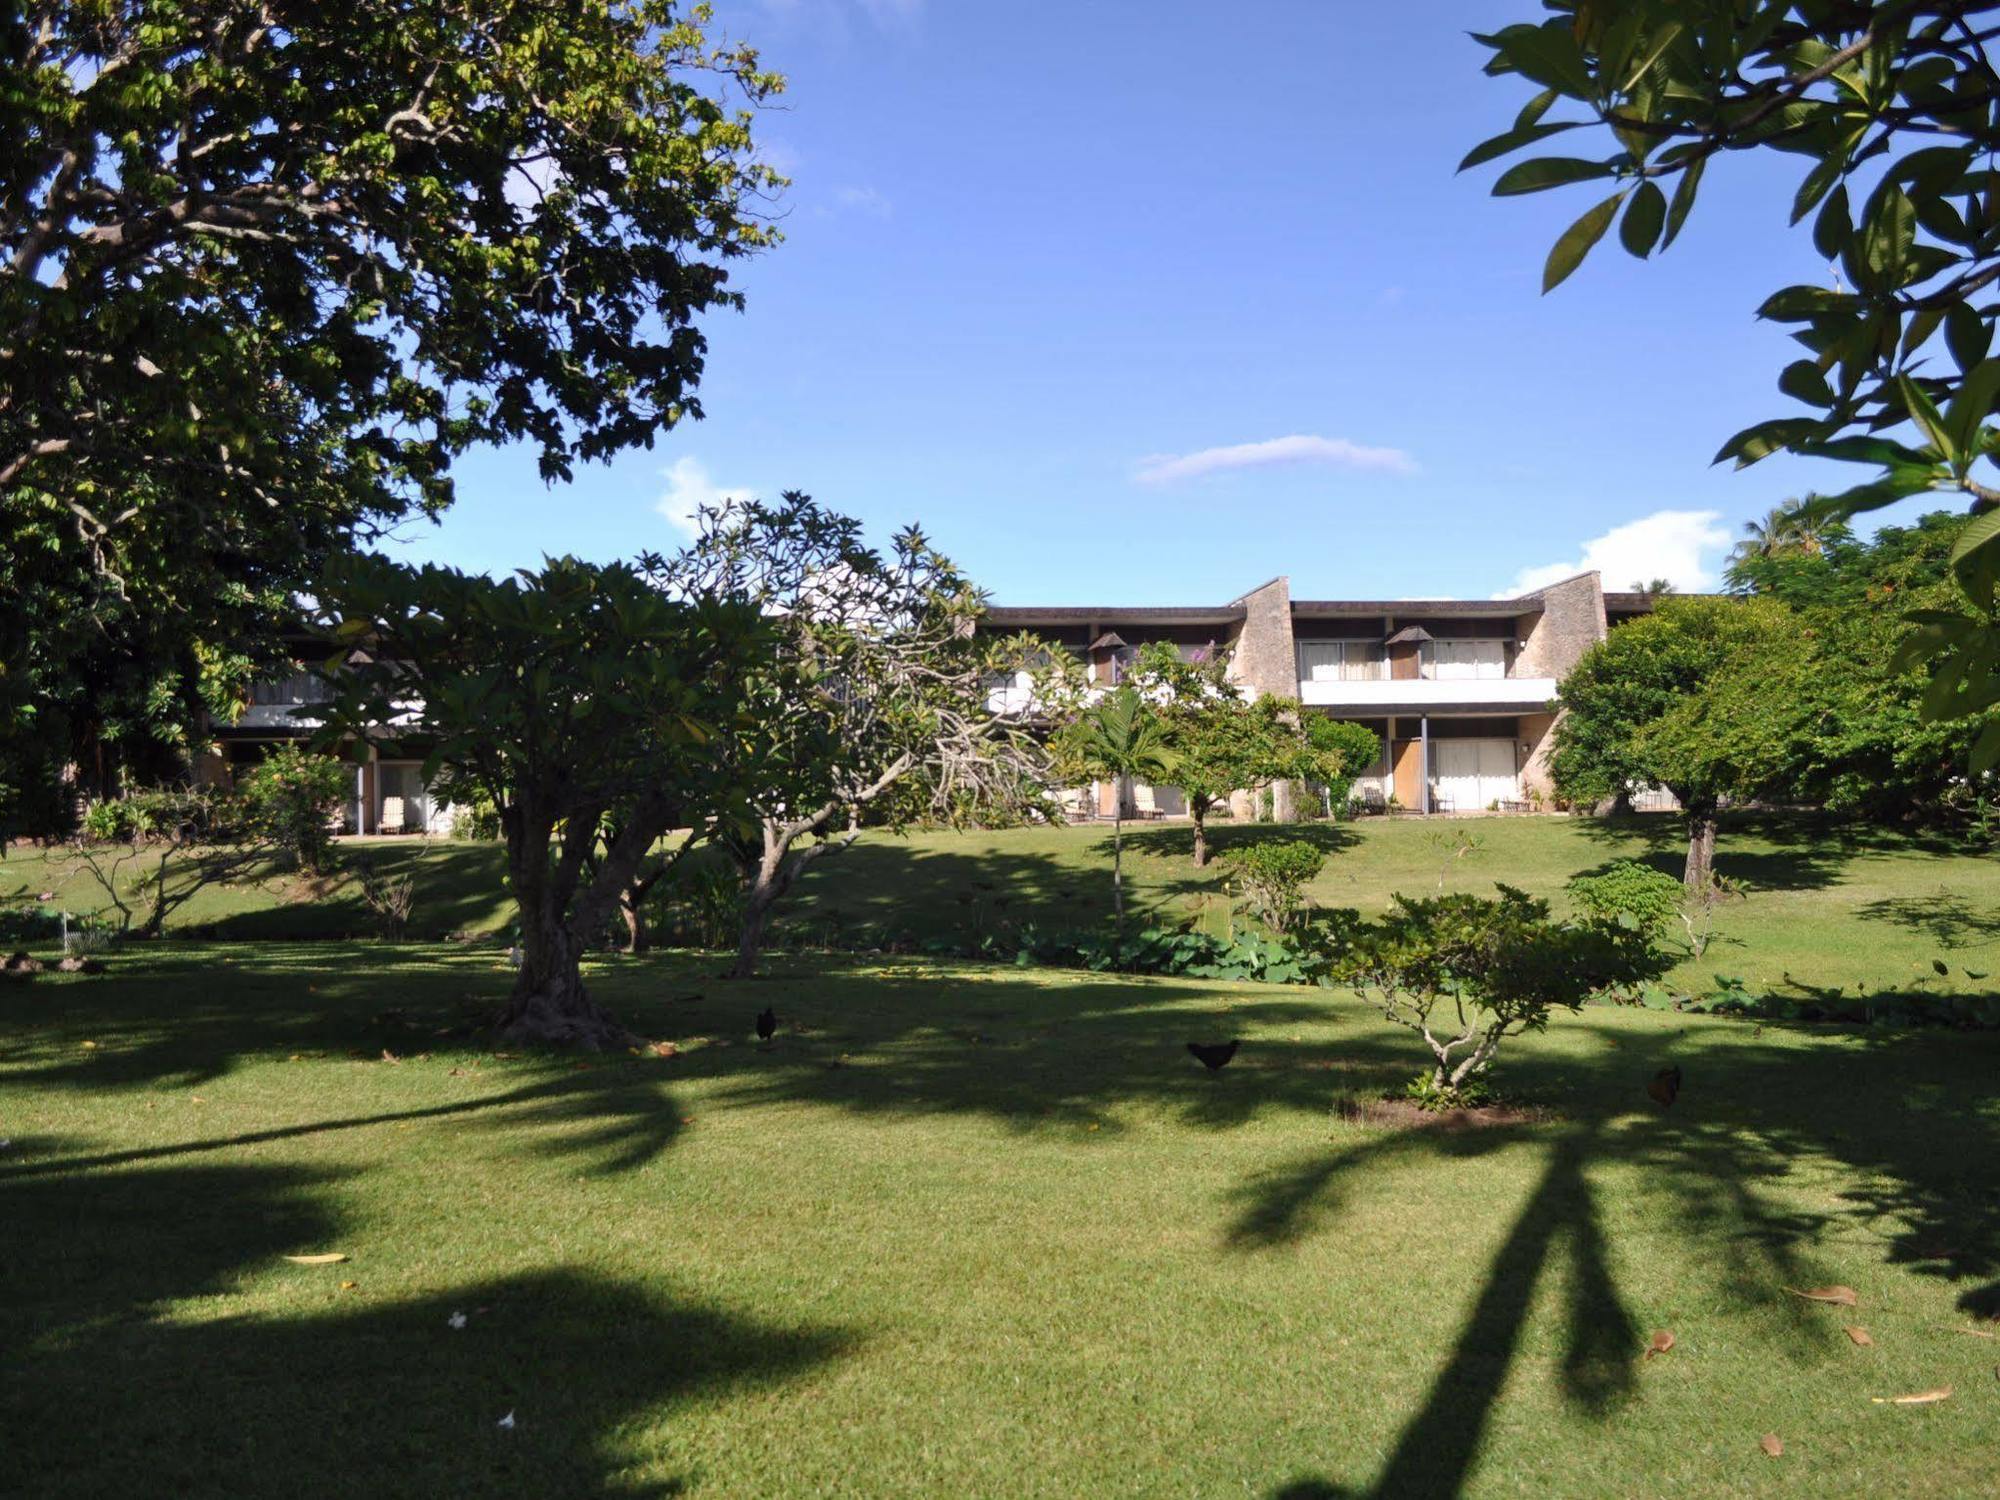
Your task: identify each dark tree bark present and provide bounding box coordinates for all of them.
[1189,795,1211,867]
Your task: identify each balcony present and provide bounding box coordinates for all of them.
[1296,675,1558,712]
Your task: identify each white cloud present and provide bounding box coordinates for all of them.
[831,184,892,217]
[1503,509,1732,596]
[656,456,755,538]
[1134,434,1417,485]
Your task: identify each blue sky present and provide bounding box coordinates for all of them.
[391,0,1927,604]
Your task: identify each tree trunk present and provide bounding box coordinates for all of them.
[494,804,636,1050]
[1190,801,1209,867]
[1111,811,1125,923]
[1683,804,1718,894]
[621,890,648,955]
[730,885,776,980]
[498,910,633,1050]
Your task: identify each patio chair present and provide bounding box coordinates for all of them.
[379,796,406,835]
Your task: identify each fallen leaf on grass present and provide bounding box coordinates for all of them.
[1952,1325,1996,1339]
[447,1311,467,1330]
[1759,1434,1784,1458]
[650,1042,678,1059]
[496,1411,515,1431]
[1786,1285,1859,1307]
[380,1049,400,1064]
[282,1253,349,1265]
[1844,1326,1874,1346]
[80,1040,97,1050]
[1643,1329,1676,1359]
[1872,1386,1952,1405]
[339,1280,358,1291]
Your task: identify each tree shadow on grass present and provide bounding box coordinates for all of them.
[1230,1019,2000,1498]
[0,1158,855,1498]
[1571,810,1971,894]
[1856,890,2000,952]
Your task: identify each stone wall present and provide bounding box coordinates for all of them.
[1514,571,1606,679]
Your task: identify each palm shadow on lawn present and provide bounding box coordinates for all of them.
[0,1155,855,1499]
[14,941,2000,1498]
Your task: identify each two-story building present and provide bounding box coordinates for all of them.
[985,571,1655,817]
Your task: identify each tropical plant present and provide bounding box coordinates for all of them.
[1463,3,2000,770]
[315,553,767,1048]
[1305,886,1626,1102]
[644,494,1053,977]
[1055,687,1179,929]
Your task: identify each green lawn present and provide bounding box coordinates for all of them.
[4,942,1997,1496]
[7,814,1999,1000]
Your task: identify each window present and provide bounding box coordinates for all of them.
[1298,641,1386,682]
[248,672,334,705]
[1426,640,1507,681]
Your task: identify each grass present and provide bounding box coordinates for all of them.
[4,940,1998,1497]
[8,814,2000,1001]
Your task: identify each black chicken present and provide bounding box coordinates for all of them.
[1647,1065,1681,1108]
[755,1006,777,1042]
[1187,1040,1240,1074]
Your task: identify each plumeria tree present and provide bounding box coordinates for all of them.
[316,553,766,1048]
[1464,2,2000,771]
[645,494,1053,978]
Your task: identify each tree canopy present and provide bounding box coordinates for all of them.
[643,493,1049,978]
[2,0,782,826]
[1465,2,2000,763]
[316,552,767,1047]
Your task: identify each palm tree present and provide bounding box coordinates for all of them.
[1068,687,1179,929]
[1733,496,1829,564]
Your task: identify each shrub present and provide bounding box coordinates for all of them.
[1303,885,1627,1095]
[354,857,416,940]
[451,792,502,842]
[81,799,148,843]
[239,746,349,873]
[1567,859,1681,933]
[1226,839,1326,934]
[649,862,744,949]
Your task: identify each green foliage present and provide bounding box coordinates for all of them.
[81,800,146,844]
[1466,5,2000,750]
[1552,595,1798,812]
[450,793,503,843]
[316,551,768,1039]
[648,862,746,951]
[239,746,350,874]
[1399,1071,1496,1114]
[1226,839,1327,934]
[1304,885,1628,1089]
[1567,859,1682,935]
[3,1,785,828]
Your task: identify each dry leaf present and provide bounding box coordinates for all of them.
[1844,1326,1874,1346]
[80,1040,97,1050]
[1786,1285,1859,1307]
[1952,1325,1996,1339]
[1872,1386,1952,1405]
[1644,1329,1676,1359]
[1759,1434,1784,1458]
[339,1280,358,1291]
[282,1252,348,1265]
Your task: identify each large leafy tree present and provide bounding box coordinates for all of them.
[645,494,1052,979]
[2,0,781,821]
[316,554,767,1049]
[1726,509,2000,817]
[1551,595,1799,887]
[1465,2,2000,766]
